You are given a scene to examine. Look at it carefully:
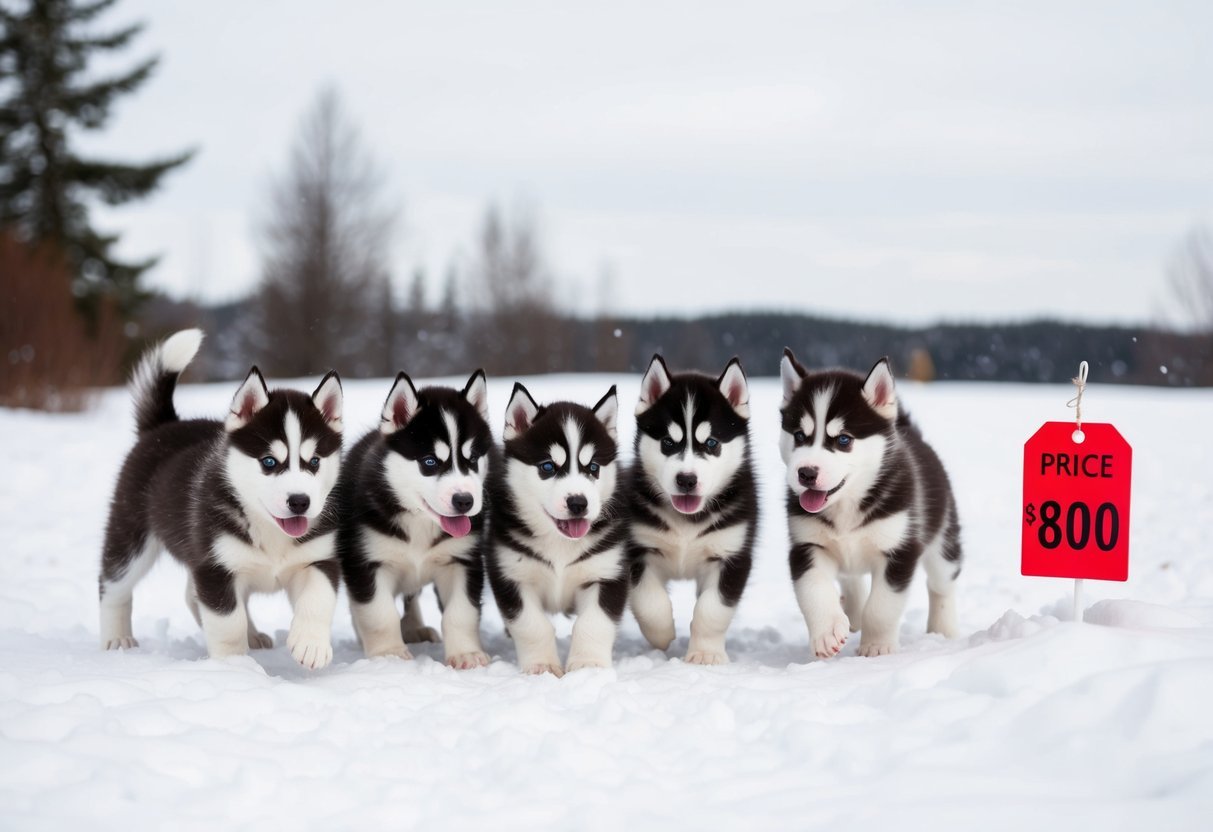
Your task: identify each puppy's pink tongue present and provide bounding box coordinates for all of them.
[556,518,591,539]
[276,516,309,537]
[440,515,472,538]
[800,490,828,514]
[671,495,703,513]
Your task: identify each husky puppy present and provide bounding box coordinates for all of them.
[98,330,345,669]
[336,370,494,669]
[779,349,962,659]
[625,356,758,665]
[484,383,628,676]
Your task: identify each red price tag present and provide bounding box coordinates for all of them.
[1022,421,1132,581]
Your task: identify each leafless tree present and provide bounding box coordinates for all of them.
[466,202,567,374]
[249,88,396,377]
[1168,226,1213,333]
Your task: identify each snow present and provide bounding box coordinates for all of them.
[2,375,1213,830]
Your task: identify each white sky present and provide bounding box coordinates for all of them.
[80,0,1213,325]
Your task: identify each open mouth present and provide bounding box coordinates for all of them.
[274,515,310,538]
[799,479,847,514]
[671,494,703,514]
[424,502,473,538]
[550,515,591,539]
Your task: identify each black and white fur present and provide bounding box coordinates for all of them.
[625,356,758,665]
[98,330,345,669]
[485,384,628,676]
[780,349,962,659]
[336,370,494,669]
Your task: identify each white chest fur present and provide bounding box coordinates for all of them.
[501,532,623,614]
[361,511,477,596]
[633,504,748,581]
[211,517,337,594]
[790,500,911,576]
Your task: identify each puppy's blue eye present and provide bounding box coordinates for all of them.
[661,437,676,450]
[588,461,600,477]
[793,431,807,444]
[308,456,320,470]
[422,456,439,468]
[539,461,556,474]
[837,435,853,448]
[260,456,278,470]
[704,437,719,450]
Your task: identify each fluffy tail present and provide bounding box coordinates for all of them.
[130,329,205,434]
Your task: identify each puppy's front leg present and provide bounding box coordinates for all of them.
[686,561,740,665]
[791,545,850,659]
[508,590,561,677]
[435,561,489,669]
[351,573,412,660]
[285,560,338,670]
[628,553,675,651]
[194,565,247,659]
[567,573,626,672]
[859,549,916,657]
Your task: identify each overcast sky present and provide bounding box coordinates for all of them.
[81,0,1212,325]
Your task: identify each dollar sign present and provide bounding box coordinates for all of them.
[1025,503,1037,525]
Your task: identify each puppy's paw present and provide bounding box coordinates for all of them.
[685,650,729,666]
[811,614,850,659]
[446,651,489,670]
[566,656,610,672]
[367,644,413,660]
[401,625,441,644]
[288,629,333,670]
[859,640,897,658]
[523,662,564,678]
[102,636,138,650]
[247,630,274,650]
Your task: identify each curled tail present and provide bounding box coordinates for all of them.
[130,329,204,434]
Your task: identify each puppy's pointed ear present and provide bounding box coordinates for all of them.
[504,382,539,441]
[226,366,270,432]
[780,347,806,408]
[862,357,898,420]
[380,372,419,435]
[593,385,619,440]
[462,368,490,423]
[311,371,343,432]
[636,354,672,416]
[717,357,750,419]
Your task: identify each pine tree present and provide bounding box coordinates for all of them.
[0,0,193,318]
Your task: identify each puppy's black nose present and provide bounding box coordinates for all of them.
[451,492,474,514]
[798,467,819,487]
[287,493,310,515]
[566,494,588,517]
[675,472,697,493]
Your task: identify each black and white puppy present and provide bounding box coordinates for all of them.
[336,370,494,669]
[780,349,962,659]
[98,330,345,669]
[625,356,758,665]
[485,384,628,676]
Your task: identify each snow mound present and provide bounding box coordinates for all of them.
[1084,598,1205,629]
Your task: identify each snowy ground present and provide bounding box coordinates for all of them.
[2,372,1213,830]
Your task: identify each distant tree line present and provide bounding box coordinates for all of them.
[149,296,1210,388]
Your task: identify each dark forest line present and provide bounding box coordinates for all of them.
[152,297,1211,387]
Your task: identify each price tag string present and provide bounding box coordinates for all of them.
[1066,360,1089,620]
[1067,360,1089,441]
